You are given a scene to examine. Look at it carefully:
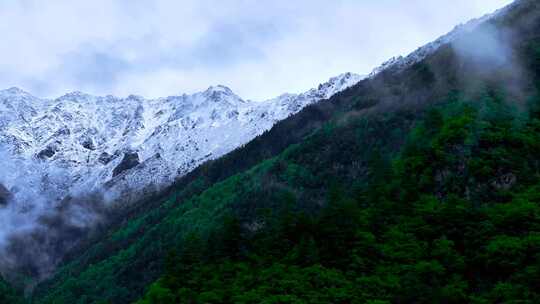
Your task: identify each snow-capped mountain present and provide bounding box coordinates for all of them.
[0,73,363,208]
[0,0,521,213]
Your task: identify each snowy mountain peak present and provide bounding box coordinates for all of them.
[56,91,95,103]
[126,94,145,102]
[201,85,245,107]
[205,84,234,94]
[204,84,239,97]
[0,87,33,98]
[0,72,364,212]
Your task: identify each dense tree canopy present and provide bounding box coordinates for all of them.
[133,95,540,303]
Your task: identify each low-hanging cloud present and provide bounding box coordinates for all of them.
[0,148,109,281]
[450,16,532,101]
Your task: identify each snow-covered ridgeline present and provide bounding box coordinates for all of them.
[0,73,363,209]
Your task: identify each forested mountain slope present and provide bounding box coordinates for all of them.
[133,91,540,304]
[0,73,362,282]
[24,0,540,303]
[0,278,24,304]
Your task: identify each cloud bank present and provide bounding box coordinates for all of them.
[0,0,513,100]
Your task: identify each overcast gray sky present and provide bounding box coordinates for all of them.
[0,0,513,100]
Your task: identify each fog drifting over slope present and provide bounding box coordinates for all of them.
[0,148,107,280]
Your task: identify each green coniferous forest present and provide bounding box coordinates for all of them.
[3,1,540,303]
[133,93,540,303]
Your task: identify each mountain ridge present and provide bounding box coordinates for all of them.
[0,72,363,207]
[0,72,363,281]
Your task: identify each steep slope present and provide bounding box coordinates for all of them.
[29,0,540,303]
[133,91,540,304]
[0,73,362,280]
